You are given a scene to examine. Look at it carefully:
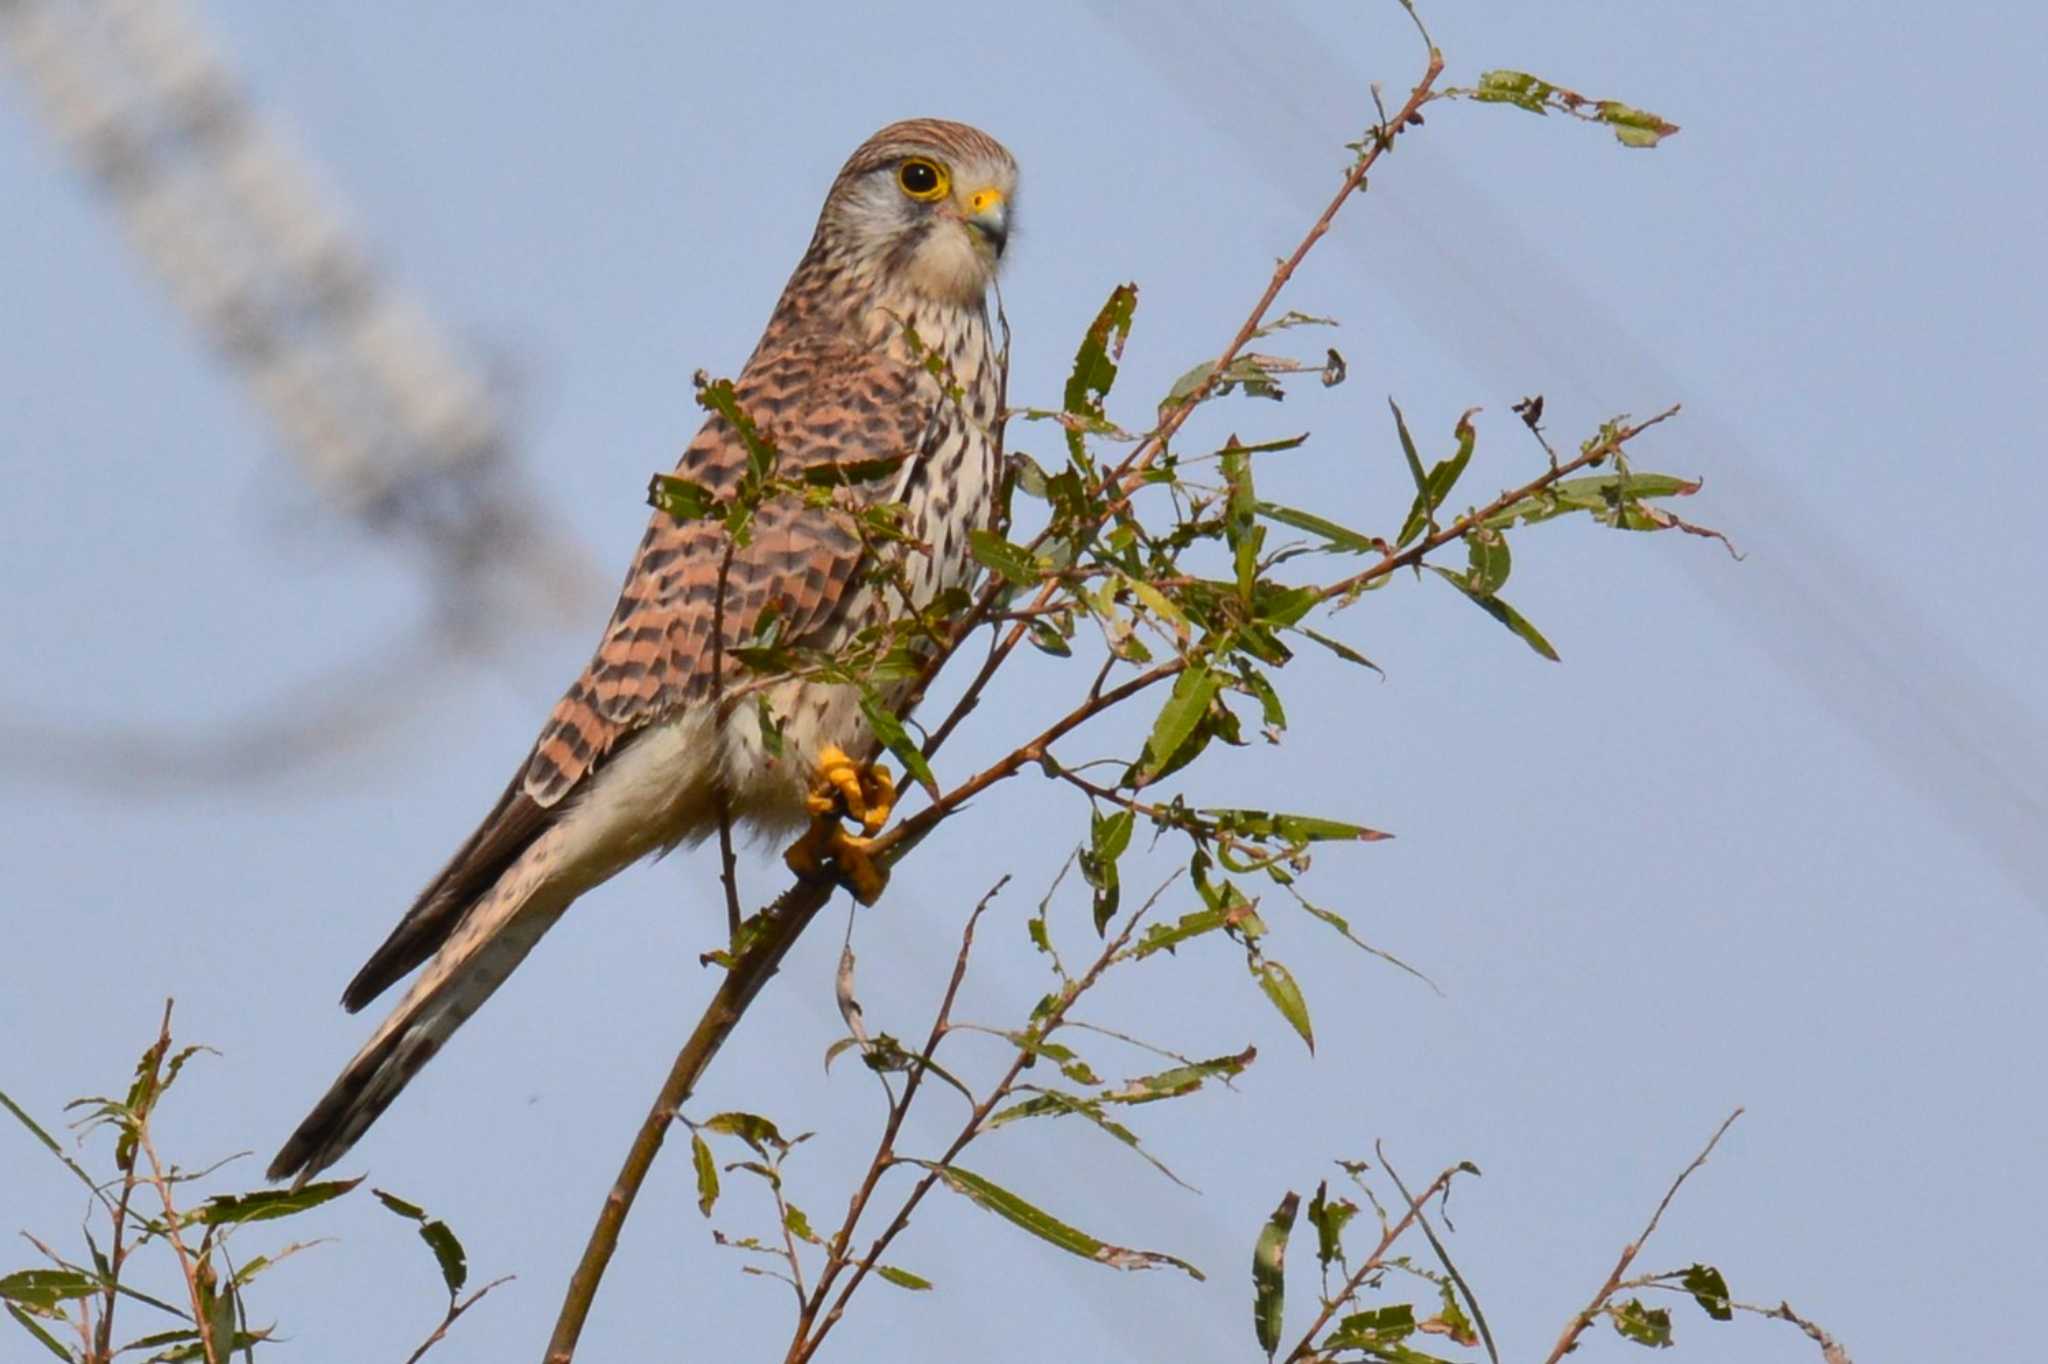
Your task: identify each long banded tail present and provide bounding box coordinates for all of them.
[266,860,574,1187]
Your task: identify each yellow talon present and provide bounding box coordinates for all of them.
[783,745,896,904]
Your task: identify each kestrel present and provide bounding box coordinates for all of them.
[269,119,1015,1185]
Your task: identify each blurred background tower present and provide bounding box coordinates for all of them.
[1,0,591,638]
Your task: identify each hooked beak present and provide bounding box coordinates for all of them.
[963,185,1008,257]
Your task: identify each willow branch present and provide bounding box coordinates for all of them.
[787,874,1173,1364]
[1540,1107,1744,1364]
[542,878,839,1363]
[550,38,1453,1361]
[1282,1164,1467,1363]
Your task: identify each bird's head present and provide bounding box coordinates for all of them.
[820,119,1017,307]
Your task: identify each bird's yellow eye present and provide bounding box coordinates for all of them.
[897,157,948,201]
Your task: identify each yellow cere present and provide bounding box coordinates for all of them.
[967,187,1005,215]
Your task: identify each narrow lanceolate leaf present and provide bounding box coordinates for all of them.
[1255,501,1386,555]
[1253,956,1315,1053]
[969,528,1046,585]
[195,1177,362,1226]
[1396,407,1479,548]
[1299,628,1383,675]
[372,1188,468,1295]
[875,1265,934,1291]
[1483,471,1702,531]
[0,1269,99,1310]
[692,1133,720,1217]
[1101,1046,1257,1105]
[1081,805,1136,935]
[1427,566,1561,661]
[984,1090,1195,1190]
[1391,397,1430,541]
[1252,1191,1300,1358]
[0,1089,97,1195]
[5,1303,72,1361]
[859,691,936,791]
[1063,282,1139,464]
[915,1162,1204,1280]
[1141,664,1221,781]
[1204,809,1393,845]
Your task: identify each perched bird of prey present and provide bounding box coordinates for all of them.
[269,119,1015,1185]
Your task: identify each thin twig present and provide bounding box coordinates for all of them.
[403,1275,514,1364]
[549,38,1457,1359]
[1540,1107,1744,1364]
[1282,1164,1468,1363]
[542,878,840,1364]
[789,879,1008,1353]
[1377,1144,1497,1364]
[788,873,1180,1364]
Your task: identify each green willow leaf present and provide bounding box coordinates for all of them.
[703,1111,788,1157]
[1142,664,1221,781]
[1611,1297,1674,1347]
[692,1133,720,1217]
[1101,1046,1257,1104]
[1465,527,1511,594]
[1253,956,1315,1053]
[4,1303,73,1361]
[1427,566,1561,661]
[1307,1180,1355,1275]
[1064,283,1139,464]
[1324,1303,1426,1352]
[1127,907,1232,960]
[195,1178,361,1226]
[1255,501,1385,554]
[1681,1263,1733,1321]
[372,1188,468,1295]
[859,691,936,791]
[969,528,1045,585]
[1483,471,1701,530]
[1252,1191,1300,1357]
[647,472,721,522]
[875,1264,934,1291]
[0,1089,97,1195]
[916,1162,1204,1280]
[1299,628,1383,675]
[0,1269,99,1310]
[1397,408,1478,547]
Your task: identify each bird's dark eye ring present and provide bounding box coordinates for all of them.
[897,157,947,201]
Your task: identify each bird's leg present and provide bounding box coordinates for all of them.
[783,744,896,905]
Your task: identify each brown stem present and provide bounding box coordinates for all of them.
[547,39,1451,1360]
[541,878,839,1363]
[787,883,1002,1357]
[1317,406,1682,607]
[1540,1107,1744,1364]
[1281,1165,1465,1363]
[788,874,1172,1364]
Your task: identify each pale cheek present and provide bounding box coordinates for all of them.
[906,228,991,305]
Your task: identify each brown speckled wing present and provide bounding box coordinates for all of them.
[340,347,931,1010]
[524,345,933,803]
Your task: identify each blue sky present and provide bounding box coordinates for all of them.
[4,2,2043,1360]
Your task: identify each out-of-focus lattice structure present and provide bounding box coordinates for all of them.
[1,0,591,622]
[1,0,598,786]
